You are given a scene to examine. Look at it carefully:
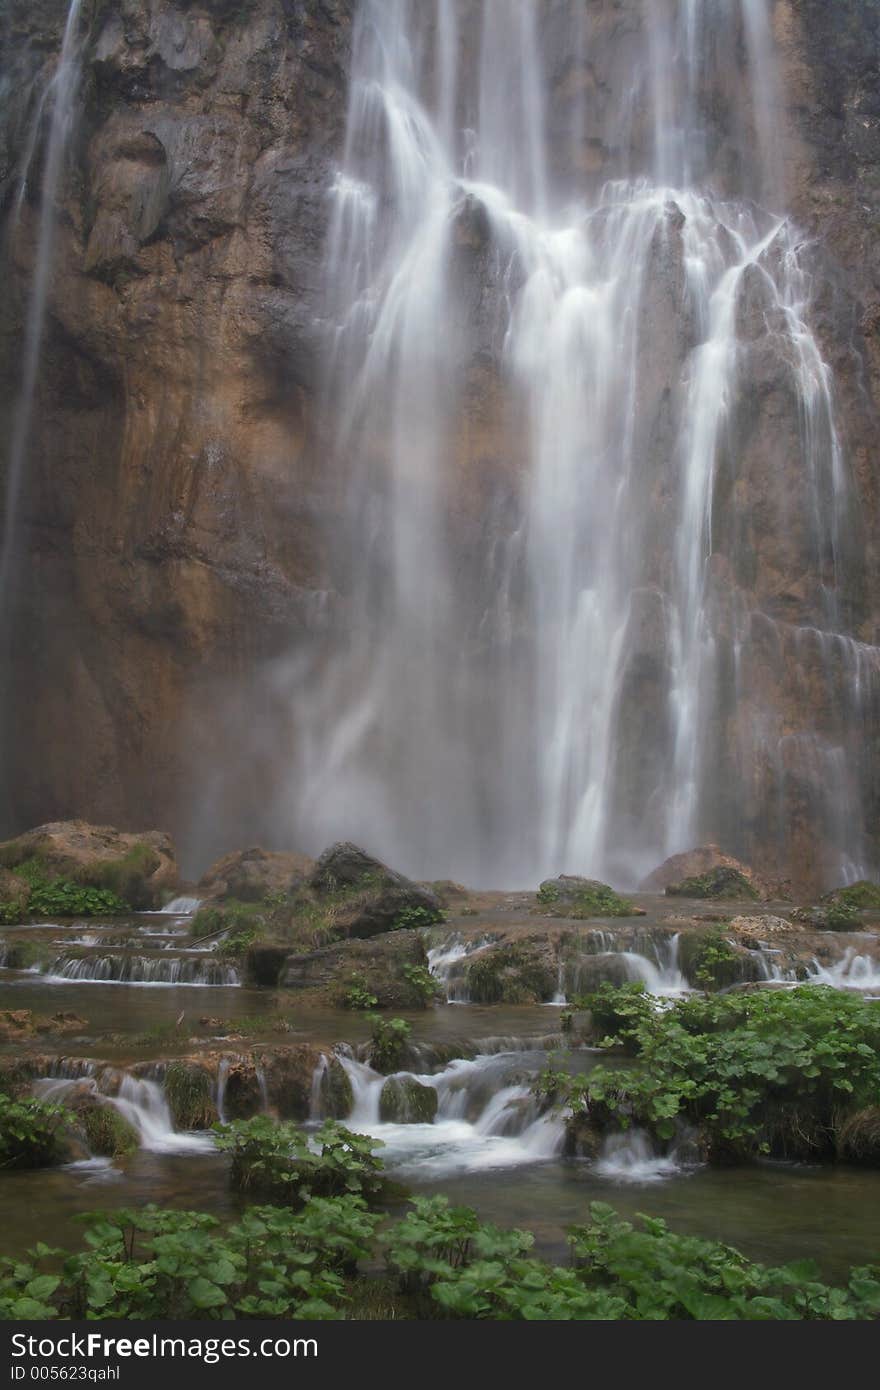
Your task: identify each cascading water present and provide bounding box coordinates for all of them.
[0,0,84,613]
[280,0,873,891]
[336,1049,565,1176]
[619,934,689,997]
[44,954,240,986]
[33,1071,213,1155]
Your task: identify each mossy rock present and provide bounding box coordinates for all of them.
[378,1076,438,1124]
[677,932,757,991]
[794,902,862,932]
[537,876,639,918]
[822,881,880,911]
[74,1100,139,1158]
[0,940,50,971]
[465,941,557,1004]
[162,1063,218,1130]
[665,867,759,901]
[563,1111,603,1159]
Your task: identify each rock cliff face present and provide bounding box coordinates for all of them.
[0,0,878,884]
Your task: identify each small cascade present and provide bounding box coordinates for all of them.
[754,949,797,984]
[426,933,497,1003]
[308,1054,329,1120]
[808,950,880,993]
[215,1058,231,1124]
[595,1129,684,1183]
[620,934,689,997]
[44,955,240,986]
[109,1075,214,1154]
[158,898,202,916]
[550,958,566,1006]
[33,1069,213,1155]
[336,1048,565,1176]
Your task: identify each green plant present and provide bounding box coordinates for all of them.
[689,931,740,991]
[568,1203,880,1320]
[1,1198,879,1321]
[824,881,880,911]
[88,845,160,910]
[214,1117,386,1205]
[163,1064,217,1129]
[367,1015,412,1073]
[550,984,880,1162]
[0,1094,68,1170]
[216,926,259,960]
[342,972,379,1011]
[9,860,128,918]
[537,882,561,905]
[391,905,444,931]
[401,962,442,1006]
[0,1200,376,1321]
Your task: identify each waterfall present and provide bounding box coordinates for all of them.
[45,954,240,986]
[0,0,84,607]
[33,1070,214,1155]
[808,950,880,993]
[620,934,689,997]
[157,897,203,917]
[595,1129,686,1183]
[335,1048,565,1175]
[277,0,868,891]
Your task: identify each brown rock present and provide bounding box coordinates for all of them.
[0,821,178,909]
[640,846,768,897]
[198,846,314,903]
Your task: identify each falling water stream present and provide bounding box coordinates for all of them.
[281,0,874,890]
[0,0,83,602]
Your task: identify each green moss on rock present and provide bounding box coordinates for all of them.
[465,941,557,1004]
[665,867,759,901]
[378,1076,438,1124]
[537,877,639,918]
[162,1063,218,1130]
[824,881,880,911]
[76,1102,139,1158]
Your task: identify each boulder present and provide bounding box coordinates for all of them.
[0,821,178,910]
[379,1076,438,1124]
[537,876,643,917]
[61,1089,140,1159]
[309,842,442,939]
[640,846,767,897]
[464,937,558,1004]
[279,930,429,1009]
[198,847,314,903]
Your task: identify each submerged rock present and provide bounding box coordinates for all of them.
[641,846,767,898]
[378,1076,438,1124]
